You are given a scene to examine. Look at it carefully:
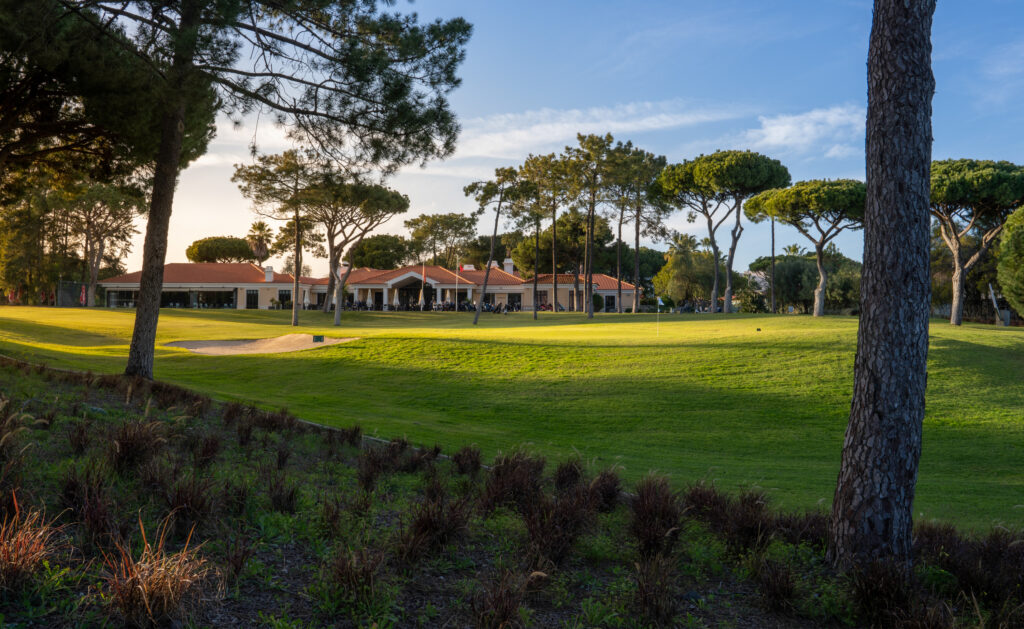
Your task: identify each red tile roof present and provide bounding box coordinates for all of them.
[101,263,295,285]
[532,273,638,291]
[356,265,477,286]
[457,267,523,286]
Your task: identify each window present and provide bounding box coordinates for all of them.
[246,290,259,309]
[278,290,291,304]
[537,290,549,305]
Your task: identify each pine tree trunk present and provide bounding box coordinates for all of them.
[124,4,200,380]
[949,244,964,326]
[322,234,337,313]
[770,216,777,314]
[124,102,187,379]
[474,193,503,325]
[813,243,827,317]
[87,239,104,308]
[616,210,623,314]
[533,220,540,321]
[633,214,641,314]
[723,204,742,314]
[292,207,300,326]
[334,234,364,326]
[552,207,558,313]
[586,199,595,319]
[828,0,935,570]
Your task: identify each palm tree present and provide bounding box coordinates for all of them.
[247,221,273,266]
[782,243,806,257]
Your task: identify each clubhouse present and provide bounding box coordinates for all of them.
[100,260,638,311]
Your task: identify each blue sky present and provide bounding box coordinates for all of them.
[137,0,1024,277]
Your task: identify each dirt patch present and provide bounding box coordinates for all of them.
[165,333,357,355]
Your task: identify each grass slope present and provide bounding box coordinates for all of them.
[0,306,1021,529]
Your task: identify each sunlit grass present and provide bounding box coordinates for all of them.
[0,306,1021,528]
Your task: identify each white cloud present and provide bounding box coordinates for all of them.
[454,100,746,159]
[744,105,864,154]
[824,143,859,159]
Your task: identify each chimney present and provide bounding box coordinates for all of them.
[503,258,514,274]
[489,260,499,268]
[462,263,476,271]
[264,266,274,282]
[338,262,349,279]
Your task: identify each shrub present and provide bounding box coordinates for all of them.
[753,557,796,612]
[61,460,117,546]
[592,293,604,312]
[221,402,246,427]
[164,475,215,537]
[589,467,621,513]
[553,458,584,493]
[397,444,442,473]
[397,491,471,562]
[275,442,291,470]
[338,425,363,448]
[66,419,91,455]
[236,417,254,446]
[102,517,220,627]
[108,420,165,471]
[452,445,482,477]
[0,496,61,593]
[631,475,682,558]
[633,554,676,627]
[480,451,545,514]
[267,473,299,514]
[322,547,384,609]
[473,570,544,629]
[848,559,915,628]
[222,529,254,583]
[522,485,593,567]
[357,446,390,492]
[724,490,771,553]
[192,433,222,469]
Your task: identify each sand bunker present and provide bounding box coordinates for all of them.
[165,334,357,356]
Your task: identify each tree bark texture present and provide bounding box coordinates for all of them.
[334,234,364,326]
[723,204,742,314]
[633,216,641,314]
[474,191,503,325]
[124,102,186,379]
[828,0,935,570]
[770,216,777,314]
[533,221,540,320]
[551,207,559,313]
[814,243,827,317]
[616,210,623,313]
[292,206,301,326]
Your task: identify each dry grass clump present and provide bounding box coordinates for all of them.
[102,518,220,628]
[0,495,62,592]
[61,459,117,545]
[553,458,584,493]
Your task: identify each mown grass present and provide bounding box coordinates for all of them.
[0,306,1022,529]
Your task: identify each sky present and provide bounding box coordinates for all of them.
[127,0,1024,277]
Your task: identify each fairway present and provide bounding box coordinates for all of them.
[1,306,1021,529]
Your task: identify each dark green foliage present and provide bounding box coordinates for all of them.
[184,236,255,263]
[222,530,254,583]
[344,234,414,269]
[630,475,682,558]
[275,442,291,470]
[998,207,1024,317]
[591,293,605,312]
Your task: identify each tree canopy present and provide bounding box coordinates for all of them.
[185,236,255,263]
[997,207,1024,317]
[929,159,1024,325]
[345,234,412,269]
[746,179,864,316]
